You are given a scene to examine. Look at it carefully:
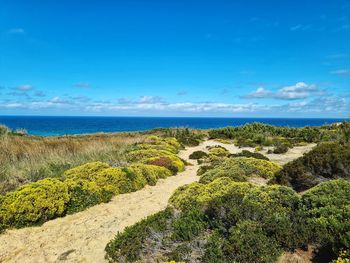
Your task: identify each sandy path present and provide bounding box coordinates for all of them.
[211,140,316,165]
[0,143,210,263]
[0,140,315,263]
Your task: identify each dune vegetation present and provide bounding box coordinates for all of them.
[0,134,185,232]
[105,122,350,263]
[0,129,144,194]
[1,122,349,262]
[105,177,350,263]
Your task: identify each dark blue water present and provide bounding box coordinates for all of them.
[0,116,347,137]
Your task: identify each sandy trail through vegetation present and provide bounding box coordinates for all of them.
[0,140,315,263]
[0,142,211,263]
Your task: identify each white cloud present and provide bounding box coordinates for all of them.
[275,82,318,99]
[8,28,24,34]
[16,84,33,91]
[75,82,91,88]
[330,69,350,76]
[243,82,320,100]
[290,24,312,31]
[243,87,272,98]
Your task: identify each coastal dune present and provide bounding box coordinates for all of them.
[0,141,315,263]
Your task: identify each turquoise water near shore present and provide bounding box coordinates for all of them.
[0,116,347,136]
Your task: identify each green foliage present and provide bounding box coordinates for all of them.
[207,146,230,157]
[189,150,208,160]
[272,142,350,191]
[171,208,207,241]
[203,231,226,263]
[160,128,205,146]
[105,208,174,262]
[199,157,281,184]
[0,124,10,136]
[226,220,282,263]
[271,143,289,154]
[0,138,175,230]
[65,162,125,194]
[64,178,113,214]
[106,176,350,262]
[230,149,269,160]
[125,136,185,175]
[301,179,350,251]
[0,178,70,228]
[208,122,338,147]
[127,163,171,186]
[146,156,184,175]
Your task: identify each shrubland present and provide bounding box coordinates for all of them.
[208,122,344,147]
[0,129,142,194]
[272,141,350,191]
[105,178,350,262]
[0,136,183,231]
[144,127,206,146]
[198,157,281,184]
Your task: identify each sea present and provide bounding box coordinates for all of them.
[0,116,348,137]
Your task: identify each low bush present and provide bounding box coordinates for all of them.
[0,178,70,228]
[189,150,208,160]
[230,149,269,160]
[105,208,174,262]
[271,143,289,154]
[106,178,311,262]
[301,179,350,251]
[207,146,230,157]
[64,178,113,214]
[208,122,339,146]
[272,142,350,191]
[225,220,282,263]
[199,157,281,184]
[127,163,171,186]
[160,128,205,146]
[0,137,177,230]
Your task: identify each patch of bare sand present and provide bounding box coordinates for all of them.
[211,140,316,165]
[0,144,208,263]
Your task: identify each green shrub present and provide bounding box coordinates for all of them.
[272,142,350,191]
[0,178,70,227]
[145,155,185,174]
[171,208,207,241]
[271,143,289,154]
[226,220,282,263]
[199,157,281,184]
[301,179,350,251]
[64,178,113,214]
[203,231,227,263]
[189,150,208,160]
[0,124,10,136]
[65,163,126,194]
[127,163,171,185]
[64,161,110,180]
[208,146,230,157]
[208,122,337,146]
[105,208,174,262]
[230,149,269,160]
[160,128,205,146]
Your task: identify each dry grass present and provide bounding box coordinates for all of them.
[0,133,143,194]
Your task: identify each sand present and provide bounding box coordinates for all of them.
[0,140,315,263]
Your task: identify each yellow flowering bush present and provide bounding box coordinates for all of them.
[0,178,70,227]
[199,157,281,184]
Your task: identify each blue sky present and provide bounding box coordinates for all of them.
[0,0,349,117]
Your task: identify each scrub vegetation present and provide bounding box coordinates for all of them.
[0,135,184,231]
[105,122,350,263]
[0,128,143,194]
